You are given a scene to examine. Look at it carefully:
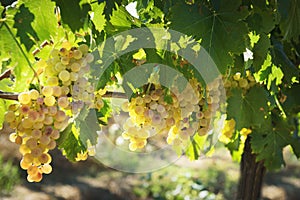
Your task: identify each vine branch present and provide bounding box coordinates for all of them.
[0,91,18,101]
[0,69,11,81]
[0,91,128,101]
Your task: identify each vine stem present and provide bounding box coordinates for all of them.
[0,91,18,101]
[3,22,40,84]
[0,69,11,81]
[0,91,128,101]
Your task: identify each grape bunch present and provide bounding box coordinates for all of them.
[223,71,256,93]
[121,75,223,152]
[42,44,95,113]
[5,89,67,182]
[4,43,98,182]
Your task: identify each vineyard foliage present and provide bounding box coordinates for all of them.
[0,0,299,180]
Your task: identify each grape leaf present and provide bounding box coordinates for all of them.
[227,86,270,130]
[252,33,271,72]
[169,0,249,73]
[278,0,300,42]
[0,9,35,92]
[282,83,300,114]
[251,127,292,170]
[22,0,57,41]
[90,2,106,32]
[96,99,112,125]
[109,4,133,31]
[75,109,100,147]
[58,125,87,162]
[270,38,299,85]
[13,4,38,51]
[52,0,91,32]
[246,0,276,34]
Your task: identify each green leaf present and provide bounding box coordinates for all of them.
[227,86,270,130]
[96,99,112,125]
[282,83,300,114]
[251,123,294,170]
[270,38,299,85]
[90,2,106,32]
[110,4,132,31]
[52,0,91,32]
[246,0,276,33]
[22,0,57,41]
[13,4,38,51]
[0,17,35,92]
[169,0,249,72]
[278,0,300,42]
[252,33,271,72]
[75,109,100,147]
[185,134,207,160]
[58,125,87,162]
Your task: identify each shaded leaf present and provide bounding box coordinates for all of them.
[278,0,300,42]
[252,33,271,72]
[52,0,91,32]
[227,86,270,130]
[169,0,249,72]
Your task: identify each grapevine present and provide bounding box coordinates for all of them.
[0,1,299,199]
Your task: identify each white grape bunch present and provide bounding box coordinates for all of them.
[121,73,223,152]
[4,43,102,182]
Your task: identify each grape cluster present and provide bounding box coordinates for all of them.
[224,71,256,93]
[4,43,97,182]
[43,44,95,114]
[121,76,222,152]
[5,89,67,182]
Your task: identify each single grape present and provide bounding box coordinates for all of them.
[42,86,54,97]
[18,92,31,104]
[59,70,71,82]
[44,96,56,107]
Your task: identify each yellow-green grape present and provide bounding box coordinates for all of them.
[73,50,83,59]
[58,70,71,82]
[31,129,42,138]
[52,86,62,97]
[233,72,241,81]
[44,96,56,106]
[42,86,54,97]
[78,44,89,55]
[4,111,16,123]
[70,72,79,81]
[55,110,67,122]
[38,153,51,164]
[54,62,66,72]
[71,62,81,72]
[61,56,70,65]
[238,78,248,88]
[85,53,94,63]
[41,164,52,174]
[57,96,69,108]
[46,77,59,86]
[18,92,31,104]
[29,89,40,100]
